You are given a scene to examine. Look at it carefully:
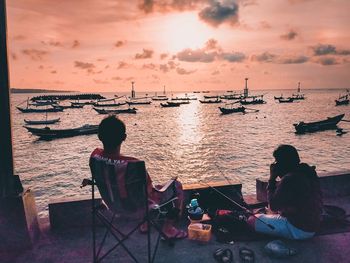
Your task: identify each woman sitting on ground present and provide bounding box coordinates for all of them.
[247,144,323,240]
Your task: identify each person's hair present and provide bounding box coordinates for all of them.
[98,115,126,151]
[273,144,300,171]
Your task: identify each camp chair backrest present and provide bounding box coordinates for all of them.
[90,157,148,217]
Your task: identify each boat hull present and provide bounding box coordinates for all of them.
[24,125,98,140]
[294,114,345,134]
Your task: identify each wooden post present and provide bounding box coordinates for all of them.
[0,0,14,198]
[0,0,40,252]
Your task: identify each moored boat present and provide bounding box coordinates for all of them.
[219,106,245,115]
[240,97,266,105]
[278,97,295,103]
[17,106,64,113]
[199,99,222,104]
[160,101,181,107]
[294,114,345,134]
[335,94,349,106]
[24,118,60,125]
[24,124,98,140]
[93,107,137,114]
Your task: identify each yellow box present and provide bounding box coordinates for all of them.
[188,223,212,242]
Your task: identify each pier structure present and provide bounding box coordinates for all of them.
[243,77,249,98]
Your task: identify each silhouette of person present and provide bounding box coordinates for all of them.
[248,144,322,239]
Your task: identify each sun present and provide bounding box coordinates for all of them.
[159,12,213,52]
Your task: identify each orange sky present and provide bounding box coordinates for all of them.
[6,0,350,92]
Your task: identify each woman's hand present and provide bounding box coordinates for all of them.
[269,163,280,181]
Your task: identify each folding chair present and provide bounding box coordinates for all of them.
[81,159,178,263]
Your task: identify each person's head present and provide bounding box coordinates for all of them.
[273,144,300,177]
[98,115,126,151]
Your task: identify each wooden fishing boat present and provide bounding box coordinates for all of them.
[219,106,245,115]
[126,100,152,105]
[291,93,305,100]
[294,114,345,134]
[204,95,219,99]
[24,124,98,140]
[17,105,64,113]
[171,97,197,101]
[93,107,137,114]
[278,97,294,103]
[220,94,242,100]
[152,95,168,101]
[335,95,349,106]
[274,95,283,100]
[24,118,60,125]
[199,99,222,104]
[239,98,266,105]
[160,102,181,107]
[93,101,126,107]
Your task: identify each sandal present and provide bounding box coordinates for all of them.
[213,248,233,263]
[239,247,255,263]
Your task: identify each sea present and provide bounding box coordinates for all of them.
[10,89,350,217]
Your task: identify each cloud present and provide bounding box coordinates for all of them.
[72,40,80,48]
[117,61,128,69]
[220,51,246,62]
[259,21,271,29]
[114,40,126,47]
[198,0,239,27]
[278,55,309,64]
[280,29,298,40]
[159,64,170,73]
[138,0,202,14]
[251,52,277,63]
[11,52,18,60]
[41,40,63,47]
[13,35,26,41]
[160,53,168,60]
[251,52,309,64]
[176,67,197,75]
[211,70,220,75]
[93,79,110,84]
[314,56,339,66]
[74,61,102,74]
[112,76,122,81]
[50,70,57,74]
[74,61,95,69]
[142,63,157,70]
[205,38,220,50]
[22,49,49,61]
[135,48,154,59]
[310,44,350,56]
[177,48,217,62]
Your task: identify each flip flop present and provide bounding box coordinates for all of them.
[213,248,233,263]
[239,247,255,263]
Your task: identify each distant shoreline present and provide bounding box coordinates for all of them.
[10,88,74,94]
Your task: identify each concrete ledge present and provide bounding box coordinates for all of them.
[256,170,350,202]
[49,196,102,229]
[48,180,246,228]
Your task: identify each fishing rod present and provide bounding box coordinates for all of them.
[199,180,275,230]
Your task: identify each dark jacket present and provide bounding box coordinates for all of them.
[267,163,323,232]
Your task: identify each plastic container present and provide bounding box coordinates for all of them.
[188,223,212,242]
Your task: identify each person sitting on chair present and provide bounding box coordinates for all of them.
[91,115,187,239]
[247,144,322,240]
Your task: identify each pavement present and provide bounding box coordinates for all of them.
[2,195,350,263]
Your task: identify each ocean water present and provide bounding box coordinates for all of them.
[10,89,350,217]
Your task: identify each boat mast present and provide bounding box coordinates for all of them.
[163,85,166,95]
[244,78,249,98]
[131,81,135,99]
[297,82,301,93]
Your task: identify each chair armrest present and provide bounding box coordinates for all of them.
[154,178,176,193]
[80,178,94,188]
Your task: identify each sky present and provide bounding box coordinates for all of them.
[6,0,350,92]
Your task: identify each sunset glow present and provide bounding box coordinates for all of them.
[6,0,350,92]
